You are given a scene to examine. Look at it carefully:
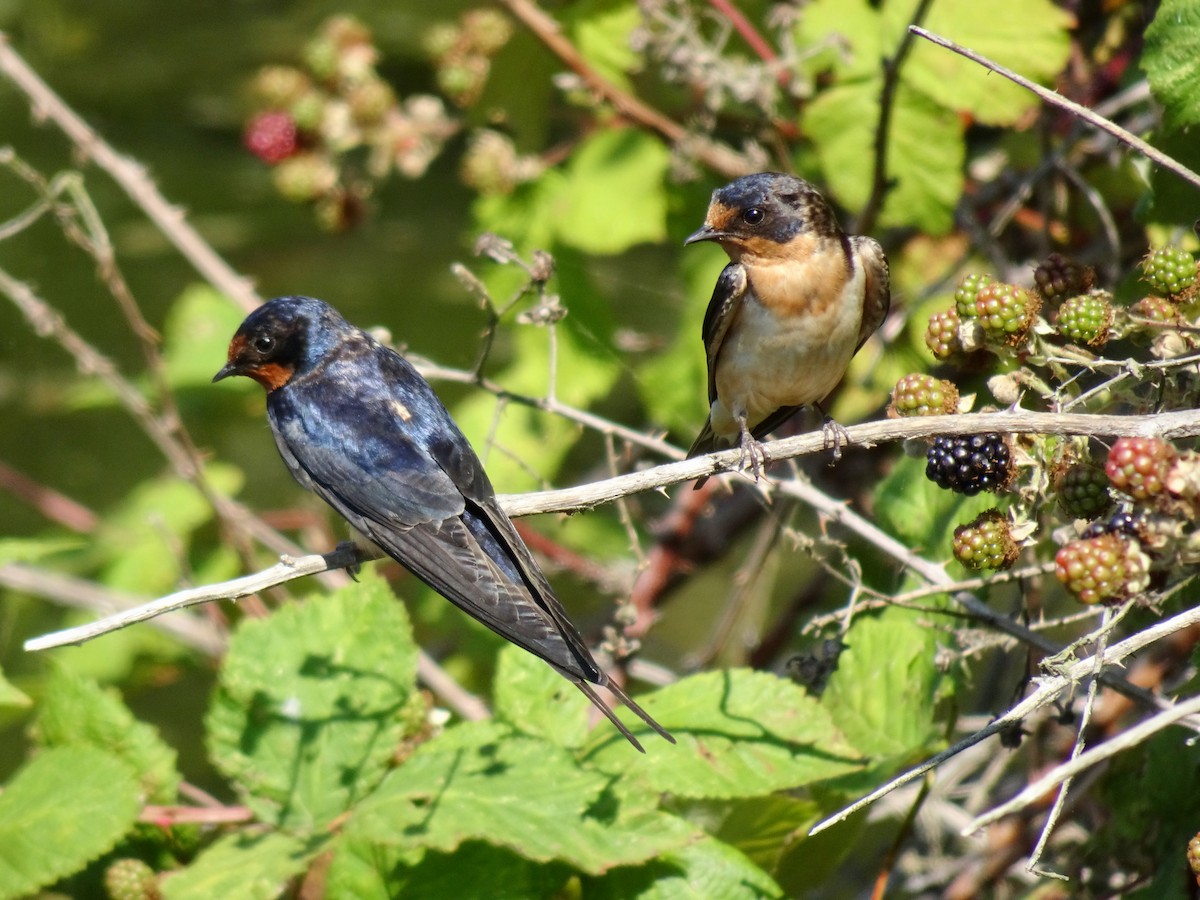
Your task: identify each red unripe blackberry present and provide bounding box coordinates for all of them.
[244,111,298,164]
[971,282,1040,344]
[1105,437,1177,501]
[1054,533,1150,605]
[924,307,962,360]
[952,509,1019,570]
[889,373,958,417]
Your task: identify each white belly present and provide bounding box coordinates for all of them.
[710,282,863,439]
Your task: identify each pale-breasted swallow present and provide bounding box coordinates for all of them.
[685,172,890,484]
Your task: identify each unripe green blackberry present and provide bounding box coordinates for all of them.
[972,282,1040,344]
[1055,292,1114,347]
[272,153,338,202]
[104,858,159,900]
[1189,831,1200,883]
[251,65,312,108]
[954,273,993,318]
[1105,436,1177,501]
[304,36,340,82]
[1054,533,1150,605]
[346,77,394,126]
[462,9,514,55]
[423,23,462,61]
[1033,252,1092,302]
[1055,463,1112,520]
[289,90,327,132]
[1130,295,1180,326]
[1141,246,1197,296]
[889,373,958,417]
[924,307,962,360]
[953,509,1019,570]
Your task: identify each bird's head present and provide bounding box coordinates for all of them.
[684,172,841,260]
[213,296,347,391]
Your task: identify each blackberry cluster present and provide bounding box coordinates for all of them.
[1055,293,1114,347]
[952,509,1019,570]
[1055,533,1150,605]
[924,307,962,360]
[890,373,958,417]
[926,434,1012,495]
[970,282,1040,343]
[1141,246,1197,296]
[1055,463,1112,520]
[1034,252,1092,302]
[1105,436,1177,502]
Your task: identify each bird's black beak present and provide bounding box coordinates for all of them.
[212,362,239,383]
[684,224,723,245]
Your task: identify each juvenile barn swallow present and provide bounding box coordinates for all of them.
[685,172,890,484]
[214,296,673,752]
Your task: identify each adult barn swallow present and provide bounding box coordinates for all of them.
[685,172,890,483]
[214,296,673,752]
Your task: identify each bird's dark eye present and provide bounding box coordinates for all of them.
[742,207,765,225]
[253,335,275,354]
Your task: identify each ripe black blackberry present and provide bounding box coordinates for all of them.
[926,433,1012,495]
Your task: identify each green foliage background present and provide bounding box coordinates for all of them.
[2,0,1200,897]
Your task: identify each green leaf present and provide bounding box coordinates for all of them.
[206,570,418,831]
[33,665,180,803]
[803,81,963,234]
[873,452,997,554]
[582,669,865,797]
[163,285,251,389]
[0,665,31,710]
[892,0,1072,125]
[160,831,322,900]
[820,607,943,761]
[492,643,590,747]
[348,721,693,874]
[584,836,784,899]
[0,746,140,900]
[567,0,642,90]
[328,838,570,900]
[1144,0,1200,129]
[558,129,671,255]
[0,537,83,566]
[675,794,820,875]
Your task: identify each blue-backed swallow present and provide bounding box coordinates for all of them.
[685,172,890,485]
[214,296,674,752]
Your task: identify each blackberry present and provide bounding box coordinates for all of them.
[952,509,1019,570]
[1141,246,1197,296]
[1055,463,1112,520]
[272,153,338,203]
[926,433,1013,495]
[1055,292,1114,347]
[1054,533,1150,605]
[972,282,1040,344]
[104,858,158,900]
[1105,436,1177,501]
[924,306,963,360]
[889,373,958,417]
[1130,295,1180,326]
[1081,510,1141,540]
[1033,252,1093,302]
[244,111,298,164]
[954,273,993,318]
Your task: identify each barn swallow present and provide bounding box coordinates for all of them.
[214,296,673,752]
[685,172,890,485]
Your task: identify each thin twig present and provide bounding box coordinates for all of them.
[909,26,1200,191]
[0,32,261,311]
[495,0,751,177]
[856,0,934,235]
[966,692,1200,835]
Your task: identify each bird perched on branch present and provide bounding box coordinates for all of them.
[685,172,890,485]
[214,296,673,752]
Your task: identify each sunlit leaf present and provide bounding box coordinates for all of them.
[161,831,323,900]
[206,570,418,830]
[0,746,140,900]
[1143,0,1200,129]
[583,669,865,797]
[584,836,784,899]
